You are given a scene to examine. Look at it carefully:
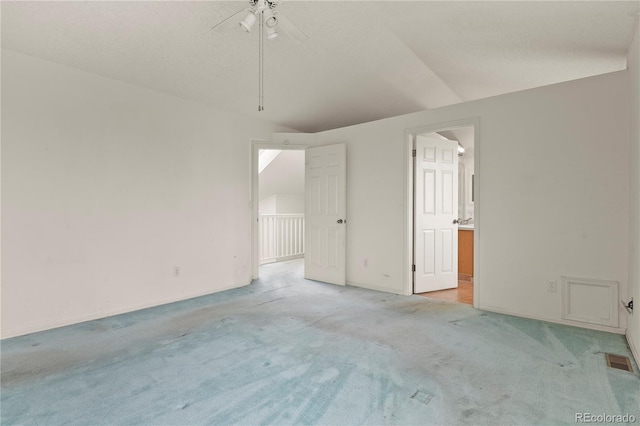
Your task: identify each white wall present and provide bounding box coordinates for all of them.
[259,194,304,214]
[273,194,304,214]
[627,21,640,361]
[259,194,277,214]
[291,70,630,331]
[258,148,304,215]
[259,150,304,199]
[1,50,291,338]
[2,49,632,340]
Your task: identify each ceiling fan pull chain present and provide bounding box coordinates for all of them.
[260,12,264,111]
[257,13,261,111]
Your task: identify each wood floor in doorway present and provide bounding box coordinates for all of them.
[417,279,473,305]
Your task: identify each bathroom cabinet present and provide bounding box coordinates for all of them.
[458,229,474,277]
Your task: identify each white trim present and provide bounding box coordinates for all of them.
[346,280,406,296]
[480,304,627,335]
[626,329,640,367]
[261,254,304,265]
[251,140,310,280]
[0,281,249,340]
[403,118,481,307]
[403,133,415,296]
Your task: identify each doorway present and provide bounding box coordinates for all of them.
[251,141,348,285]
[404,120,479,308]
[258,149,306,266]
[251,142,308,280]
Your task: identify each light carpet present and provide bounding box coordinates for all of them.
[2,259,638,425]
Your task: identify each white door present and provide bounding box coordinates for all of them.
[414,135,458,293]
[305,143,346,285]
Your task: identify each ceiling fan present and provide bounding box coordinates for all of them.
[211,0,308,111]
[212,0,307,44]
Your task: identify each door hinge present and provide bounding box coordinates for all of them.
[412,149,416,157]
[412,264,416,272]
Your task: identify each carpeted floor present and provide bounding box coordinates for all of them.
[2,259,639,425]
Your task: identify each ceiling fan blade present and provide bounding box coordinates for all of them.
[276,12,308,44]
[211,8,247,31]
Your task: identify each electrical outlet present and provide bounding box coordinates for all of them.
[173,266,180,277]
[363,258,368,267]
[547,280,557,292]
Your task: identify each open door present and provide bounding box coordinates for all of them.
[304,143,346,285]
[414,135,458,293]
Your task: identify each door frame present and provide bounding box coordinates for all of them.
[251,140,310,280]
[403,118,481,308]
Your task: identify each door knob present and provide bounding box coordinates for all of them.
[337,219,344,224]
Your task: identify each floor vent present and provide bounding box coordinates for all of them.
[605,353,633,372]
[410,390,434,405]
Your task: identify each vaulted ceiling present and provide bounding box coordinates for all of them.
[2,1,638,133]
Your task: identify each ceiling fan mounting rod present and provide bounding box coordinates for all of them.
[258,9,264,111]
[252,0,273,111]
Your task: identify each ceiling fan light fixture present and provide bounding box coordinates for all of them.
[263,10,278,39]
[265,26,278,39]
[239,11,257,32]
[264,11,278,27]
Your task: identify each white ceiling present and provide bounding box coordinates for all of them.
[2,1,638,133]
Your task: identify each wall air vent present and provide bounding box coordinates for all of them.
[561,276,619,327]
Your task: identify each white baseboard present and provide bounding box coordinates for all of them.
[627,329,640,367]
[1,281,249,340]
[259,254,304,266]
[346,280,405,296]
[479,304,627,335]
